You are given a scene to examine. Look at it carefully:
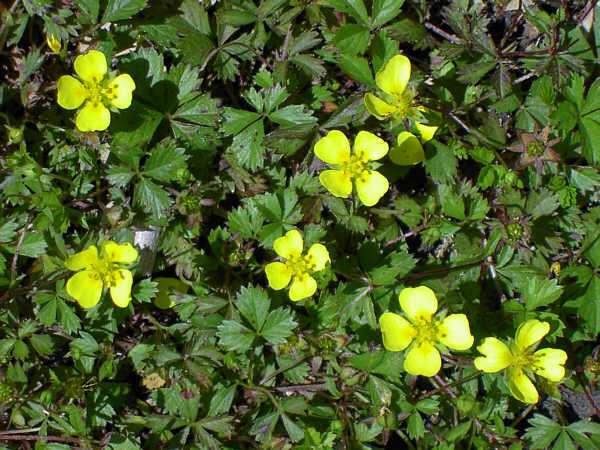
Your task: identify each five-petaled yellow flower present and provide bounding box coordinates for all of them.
[474,319,567,404]
[65,241,139,309]
[57,50,135,132]
[379,286,474,377]
[265,229,330,301]
[364,54,437,142]
[314,130,390,207]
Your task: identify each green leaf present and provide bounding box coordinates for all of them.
[438,184,466,220]
[350,350,404,380]
[333,24,371,55]
[579,276,600,333]
[326,0,370,26]
[0,220,18,242]
[425,142,458,183]
[227,203,265,239]
[230,120,265,171]
[207,385,236,417]
[371,0,405,28]
[77,0,100,22]
[338,54,375,88]
[578,78,600,166]
[222,108,262,135]
[143,142,188,182]
[407,412,425,439]
[525,189,559,219]
[522,277,564,311]
[29,334,54,356]
[281,414,304,442]
[524,414,562,449]
[106,165,134,188]
[260,308,297,345]
[217,320,255,352]
[269,105,317,127]
[236,285,270,332]
[10,232,47,258]
[57,299,81,333]
[134,178,171,217]
[102,0,147,23]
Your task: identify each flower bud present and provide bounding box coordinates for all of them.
[46,33,61,54]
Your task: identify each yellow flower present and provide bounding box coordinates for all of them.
[46,33,61,54]
[474,319,567,404]
[57,50,135,132]
[314,130,390,207]
[389,131,426,166]
[379,286,474,377]
[265,229,330,301]
[364,54,438,139]
[65,241,139,308]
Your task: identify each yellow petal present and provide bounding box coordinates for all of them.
[319,170,353,198]
[389,131,425,166]
[306,243,330,272]
[404,341,441,377]
[75,101,111,132]
[273,229,304,259]
[379,312,416,351]
[57,75,88,110]
[415,121,438,143]
[399,286,438,323]
[473,337,512,373]
[376,54,411,96]
[66,270,103,308]
[74,49,108,83]
[515,319,550,352]
[107,74,136,109]
[533,348,567,382]
[354,131,389,161]
[437,314,474,350]
[364,93,397,119]
[507,367,539,404]
[314,130,351,165]
[102,241,138,264]
[288,274,317,301]
[65,245,99,271]
[46,34,61,54]
[355,170,389,206]
[265,262,292,290]
[109,269,133,308]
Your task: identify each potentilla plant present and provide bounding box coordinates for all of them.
[1,2,596,449]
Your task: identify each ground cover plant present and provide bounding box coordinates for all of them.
[1,0,600,448]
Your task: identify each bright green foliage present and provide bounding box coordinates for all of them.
[1,0,599,448]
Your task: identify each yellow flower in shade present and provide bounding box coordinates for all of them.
[389,131,426,166]
[46,33,61,54]
[364,54,438,138]
[265,229,330,301]
[474,319,567,404]
[379,286,474,377]
[65,241,139,308]
[57,50,135,132]
[314,130,390,207]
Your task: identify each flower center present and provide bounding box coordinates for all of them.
[84,77,118,106]
[340,154,369,179]
[287,253,316,278]
[526,141,544,157]
[391,90,414,120]
[413,318,440,345]
[90,257,121,286]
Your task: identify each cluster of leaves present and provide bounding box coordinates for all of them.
[0,0,599,449]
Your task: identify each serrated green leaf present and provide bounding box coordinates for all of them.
[102,0,147,23]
